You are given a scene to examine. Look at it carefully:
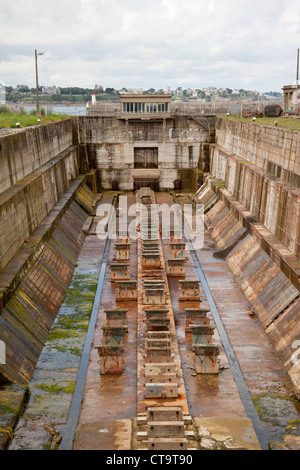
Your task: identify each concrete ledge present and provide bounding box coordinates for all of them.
[217,187,300,291]
[0,175,89,312]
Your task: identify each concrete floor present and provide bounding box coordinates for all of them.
[9,191,300,451]
[72,192,299,450]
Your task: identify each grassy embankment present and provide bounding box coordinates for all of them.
[0,106,67,128]
[221,114,300,132]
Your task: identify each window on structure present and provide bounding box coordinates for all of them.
[134,148,158,168]
[189,146,193,166]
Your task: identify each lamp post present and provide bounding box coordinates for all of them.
[35,49,43,114]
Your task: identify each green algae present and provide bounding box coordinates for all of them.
[33,382,75,394]
[253,393,300,427]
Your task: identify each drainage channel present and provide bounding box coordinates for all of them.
[59,196,117,450]
[173,195,271,451]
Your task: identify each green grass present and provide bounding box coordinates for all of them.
[0,112,68,128]
[221,114,300,132]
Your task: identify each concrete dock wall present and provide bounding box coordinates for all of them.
[0,145,79,272]
[210,144,300,258]
[78,115,208,191]
[215,117,300,178]
[0,120,73,193]
[0,183,94,384]
[198,118,300,395]
[205,199,300,395]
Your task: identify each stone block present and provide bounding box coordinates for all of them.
[146,318,170,331]
[144,363,176,376]
[147,421,185,438]
[147,407,183,422]
[178,280,200,300]
[143,288,166,305]
[103,309,128,329]
[115,243,131,261]
[145,346,174,363]
[167,258,185,277]
[148,438,188,450]
[115,281,137,301]
[185,308,210,332]
[110,263,130,282]
[145,383,179,399]
[145,372,177,383]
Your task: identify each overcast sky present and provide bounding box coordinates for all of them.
[1,0,300,92]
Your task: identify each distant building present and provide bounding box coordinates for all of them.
[282,84,300,113]
[41,86,61,95]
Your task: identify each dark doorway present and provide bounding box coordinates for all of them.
[134,148,158,169]
[133,178,159,192]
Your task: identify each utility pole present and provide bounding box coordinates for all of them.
[296,48,299,88]
[35,49,43,114]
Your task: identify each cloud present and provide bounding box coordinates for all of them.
[0,0,298,91]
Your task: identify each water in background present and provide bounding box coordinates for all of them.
[22,105,87,116]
